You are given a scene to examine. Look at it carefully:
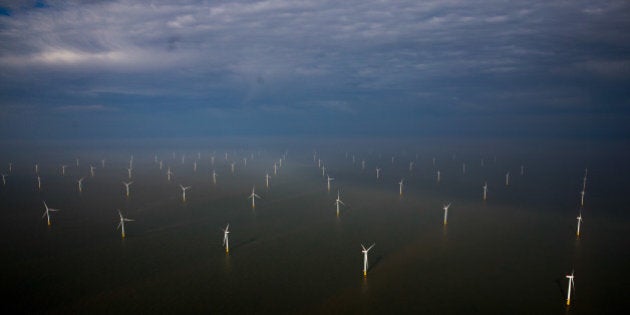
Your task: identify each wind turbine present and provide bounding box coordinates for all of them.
[321,165,326,178]
[8,162,12,173]
[42,201,59,227]
[334,190,345,216]
[193,161,197,172]
[76,158,79,168]
[436,170,441,183]
[520,165,524,176]
[211,156,215,166]
[212,169,217,185]
[361,243,375,277]
[483,181,488,201]
[399,178,404,196]
[409,161,414,172]
[90,165,96,177]
[127,167,133,180]
[443,203,451,225]
[222,224,230,253]
[180,184,192,203]
[505,172,510,186]
[34,163,39,174]
[361,160,366,171]
[265,173,271,188]
[37,175,41,190]
[61,165,67,176]
[565,270,575,306]
[77,177,85,193]
[159,160,163,170]
[462,163,466,175]
[122,181,133,198]
[243,157,247,168]
[327,175,334,192]
[274,162,278,175]
[231,162,235,175]
[576,212,583,237]
[116,209,134,239]
[376,167,381,179]
[167,167,173,181]
[248,186,262,209]
[101,158,106,168]
[1,173,6,186]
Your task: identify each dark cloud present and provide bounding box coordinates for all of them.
[0,0,629,139]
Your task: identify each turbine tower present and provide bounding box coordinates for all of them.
[248,186,262,209]
[222,224,230,253]
[565,270,575,306]
[443,203,451,225]
[42,201,59,227]
[361,243,375,277]
[334,190,345,216]
[117,209,134,239]
[122,181,133,198]
[180,184,192,203]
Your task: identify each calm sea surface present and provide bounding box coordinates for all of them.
[0,137,628,313]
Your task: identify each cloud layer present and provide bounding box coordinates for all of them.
[1,0,629,138]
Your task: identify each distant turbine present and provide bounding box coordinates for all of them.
[122,181,133,198]
[37,175,41,190]
[34,163,39,174]
[76,158,79,168]
[409,161,414,172]
[361,243,375,277]
[211,156,215,166]
[248,186,262,209]
[167,167,173,181]
[77,177,85,193]
[520,165,524,176]
[399,178,404,196]
[243,157,247,168]
[265,173,271,188]
[181,154,185,165]
[334,190,345,216]
[565,270,575,306]
[505,172,510,186]
[61,165,67,176]
[327,175,334,192]
[575,211,583,237]
[90,165,96,177]
[116,209,134,239]
[376,167,381,179]
[193,161,197,172]
[127,167,133,180]
[436,170,441,183]
[159,160,163,170]
[391,156,395,164]
[432,157,436,167]
[443,203,451,225]
[42,201,59,227]
[180,184,192,203]
[483,181,488,201]
[1,173,6,186]
[322,165,326,178]
[462,163,466,175]
[8,162,12,173]
[101,159,106,168]
[361,160,366,171]
[231,162,235,175]
[274,162,278,175]
[278,158,283,168]
[222,223,230,253]
[212,169,217,185]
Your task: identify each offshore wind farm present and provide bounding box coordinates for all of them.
[0,137,628,313]
[1,0,629,313]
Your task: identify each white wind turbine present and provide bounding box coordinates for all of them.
[361,243,375,277]
[159,160,163,170]
[167,167,173,181]
[505,172,510,186]
[436,170,441,183]
[265,173,271,188]
[334,190,345,216]
[321,165,326,178]
[193,161,197,172]
[399,178,404,196]
[565,270,575,306]
[442,203,451,225]
[37,175,41,190]
[248,186,262,209]
[1,173,6,186]
[116,209,134,239]
[231,162,235,175]
[222,224,230,253]
[61,165,67,176]
[34,163,39,174]
[127,167,133,180]
[90,165,96,177]
[462,163,466,175]
[122,181,133,198]
[8,162,12,173]
[361,160,366,171]
[327,175,334,192]
[274,162,278,175]
[243,157,247,168]
[42,201,59,227]
[180,184,192,203]
[376,167,381,179]
[212,169,217,185]
[409,161,414,172]
[77,177,85,193]
[101,158,106,168]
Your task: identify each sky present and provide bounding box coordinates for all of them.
[0,0,629,140]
